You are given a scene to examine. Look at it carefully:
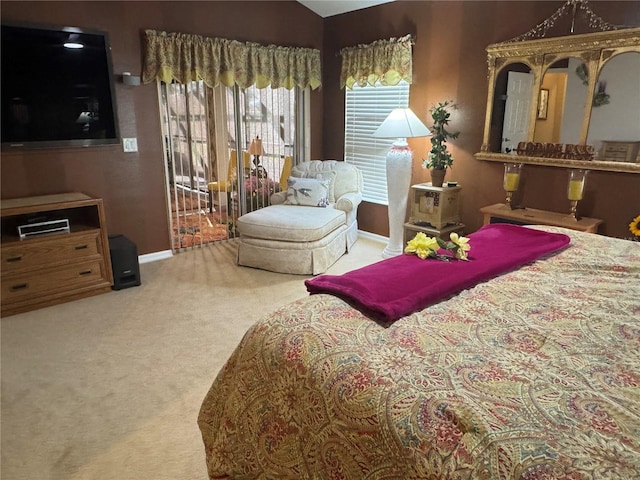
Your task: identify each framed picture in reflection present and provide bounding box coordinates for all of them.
[537,89,549,119]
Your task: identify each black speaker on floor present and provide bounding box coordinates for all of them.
[108,234,141,290]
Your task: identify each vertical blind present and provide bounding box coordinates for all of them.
[159,80,306,250]
[344,81,410,204]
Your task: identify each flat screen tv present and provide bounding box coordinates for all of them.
[1,22,120,149]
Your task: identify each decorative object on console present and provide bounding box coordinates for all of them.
[515,142,595,160]
[372,108,430,258]
[567,169,588,220]
[503,162,523,209]
[422,100,460,188]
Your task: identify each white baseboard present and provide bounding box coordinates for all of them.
[357,230,388,245]
[139,250,173,264]
[141,234,386,264]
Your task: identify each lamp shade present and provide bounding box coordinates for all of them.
[248,137,265,155]
[372,108,430,139]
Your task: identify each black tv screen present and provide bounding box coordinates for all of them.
[1,23,120,149]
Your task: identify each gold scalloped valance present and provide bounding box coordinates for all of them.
[142,30,322,90]
[339,34,413,89]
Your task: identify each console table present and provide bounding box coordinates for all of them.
[480,203,603,233]
[1,193,114,316]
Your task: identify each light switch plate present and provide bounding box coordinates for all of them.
[123,137,138,152]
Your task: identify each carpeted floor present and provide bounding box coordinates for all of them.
[0,235,385,480]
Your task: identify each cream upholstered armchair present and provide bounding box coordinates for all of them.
[236,160,363,275]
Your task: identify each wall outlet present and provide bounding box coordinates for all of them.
[123,137,138,153]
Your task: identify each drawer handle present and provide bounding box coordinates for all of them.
[79,270,93,276]
[6,256,23,263]
[10,283,28,291]
[75,245,89,250]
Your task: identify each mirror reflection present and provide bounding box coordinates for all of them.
[588,52,640,162]
[533,58,588,147]
[489,62,532,154]
[478,27,640,173]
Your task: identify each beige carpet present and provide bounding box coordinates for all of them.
[1,235,385,480]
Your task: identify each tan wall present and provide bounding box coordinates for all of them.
[323,1,640,239]
[534,73,567,143]
[1,1,324,254]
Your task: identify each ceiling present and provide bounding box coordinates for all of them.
[296,0,395,18]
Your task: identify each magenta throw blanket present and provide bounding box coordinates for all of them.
[305,224,570,323]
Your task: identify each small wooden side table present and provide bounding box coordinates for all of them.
[404,222,466,244]
[480,203,603,233]
[409,183,462,230]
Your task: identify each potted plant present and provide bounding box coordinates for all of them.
[422,100,460,187]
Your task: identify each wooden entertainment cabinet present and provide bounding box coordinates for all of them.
[1,193,114,317]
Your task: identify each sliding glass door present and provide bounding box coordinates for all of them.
[159,80,309,250]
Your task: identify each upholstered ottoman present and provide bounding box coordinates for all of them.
[237,205,348,275]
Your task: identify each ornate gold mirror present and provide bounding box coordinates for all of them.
[476,27,640,173]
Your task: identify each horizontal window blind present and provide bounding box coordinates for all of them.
[344,81,410,205]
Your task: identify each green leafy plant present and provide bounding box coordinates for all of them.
[422,100,460,170]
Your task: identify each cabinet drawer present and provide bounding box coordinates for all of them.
[604,145,630,153]
[600,141,640,162]
[1,259,107,303]
[603,152,628,161]
[1,231,101,274]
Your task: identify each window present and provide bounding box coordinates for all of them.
[344,81,410,204]
[225,84,303,180]
[159,80,309,249]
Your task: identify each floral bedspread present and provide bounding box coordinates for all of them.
[198,227,640,479]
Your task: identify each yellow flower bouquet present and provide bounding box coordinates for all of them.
[405,231,471,261]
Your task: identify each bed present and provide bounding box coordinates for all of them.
[198,225,640,479]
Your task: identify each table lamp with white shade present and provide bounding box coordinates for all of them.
[372,108,431,258]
